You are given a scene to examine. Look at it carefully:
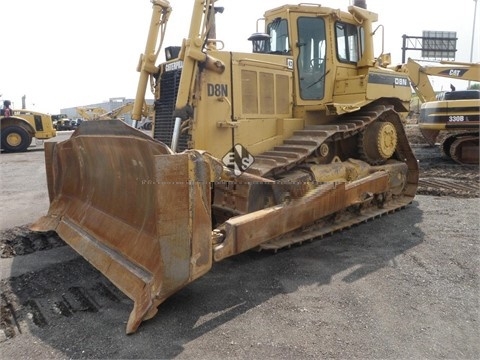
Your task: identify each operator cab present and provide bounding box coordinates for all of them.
[248,4,375,103]
[247,14,328,101]
[444,90,480,100]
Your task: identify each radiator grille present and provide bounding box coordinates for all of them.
[153,69,189,152]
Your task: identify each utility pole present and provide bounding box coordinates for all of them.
[469,0,478,88]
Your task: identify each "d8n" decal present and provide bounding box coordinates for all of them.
[207,83,228,97]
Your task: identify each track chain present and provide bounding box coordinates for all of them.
[242,104,419,250]
[448,132,479,165]
[247,105,387,178]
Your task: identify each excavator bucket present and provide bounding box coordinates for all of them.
[31,120,223,334]
[419,128,440,146]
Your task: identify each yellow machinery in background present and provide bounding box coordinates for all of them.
[1,106,56,152]
[399,58,480,164]
[75,106,108,121]
[96,102,134,120]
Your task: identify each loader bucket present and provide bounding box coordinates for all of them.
[31,120,222,334]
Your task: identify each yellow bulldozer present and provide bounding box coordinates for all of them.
[33,0,420,334]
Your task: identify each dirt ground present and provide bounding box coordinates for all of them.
[0,126,478,359]
[404,122,479,199]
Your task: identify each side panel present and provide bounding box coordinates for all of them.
[190,51,234,158]
[419,99,480,131]
[230,52,295,155]
[366,70,411,103]
[190,51,295,158]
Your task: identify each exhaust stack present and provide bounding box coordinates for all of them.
[354,0,367,8]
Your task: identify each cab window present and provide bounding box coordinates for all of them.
[335,22,362,63]
[267,18,290,54]
[297,17,326,100]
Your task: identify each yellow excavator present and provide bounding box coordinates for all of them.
[33,0,420,334]
[399,58,480,164]
[75,106,108,121]
[96,102,134,120]
[96,101,153,123]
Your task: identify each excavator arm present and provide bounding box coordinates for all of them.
[97,102,134,120]
[76,106,108,120]
[399,58,480,102]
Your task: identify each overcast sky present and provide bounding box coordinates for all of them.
[1,0,479,113]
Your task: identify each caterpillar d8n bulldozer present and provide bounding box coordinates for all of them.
[32,0,419,334]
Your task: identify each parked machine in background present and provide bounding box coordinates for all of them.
[96,101,152,122]
[1,102,56,152]
[74,101,153,126]
[75,106,108,121]
[399,58,480,164]
[52,114,78,131]
[51,114,68,129]
[96,102,135,120]
[33,0,420,333]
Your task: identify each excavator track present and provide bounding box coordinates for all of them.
[443,132,479,165]
[229,104,418,251]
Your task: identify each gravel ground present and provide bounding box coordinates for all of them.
[0,126,479,359]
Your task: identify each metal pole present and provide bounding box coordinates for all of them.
[469,0,478,88]
[171,117,182,152]
[402,34,407,64]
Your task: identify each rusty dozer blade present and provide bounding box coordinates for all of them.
[31,120,223,334]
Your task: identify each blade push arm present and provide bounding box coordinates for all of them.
[171,0,225,151]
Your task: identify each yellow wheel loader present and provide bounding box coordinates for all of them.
[1,106,56,152]
[32,0,419,334]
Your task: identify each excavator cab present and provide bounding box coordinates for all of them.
[32,0,419,334]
